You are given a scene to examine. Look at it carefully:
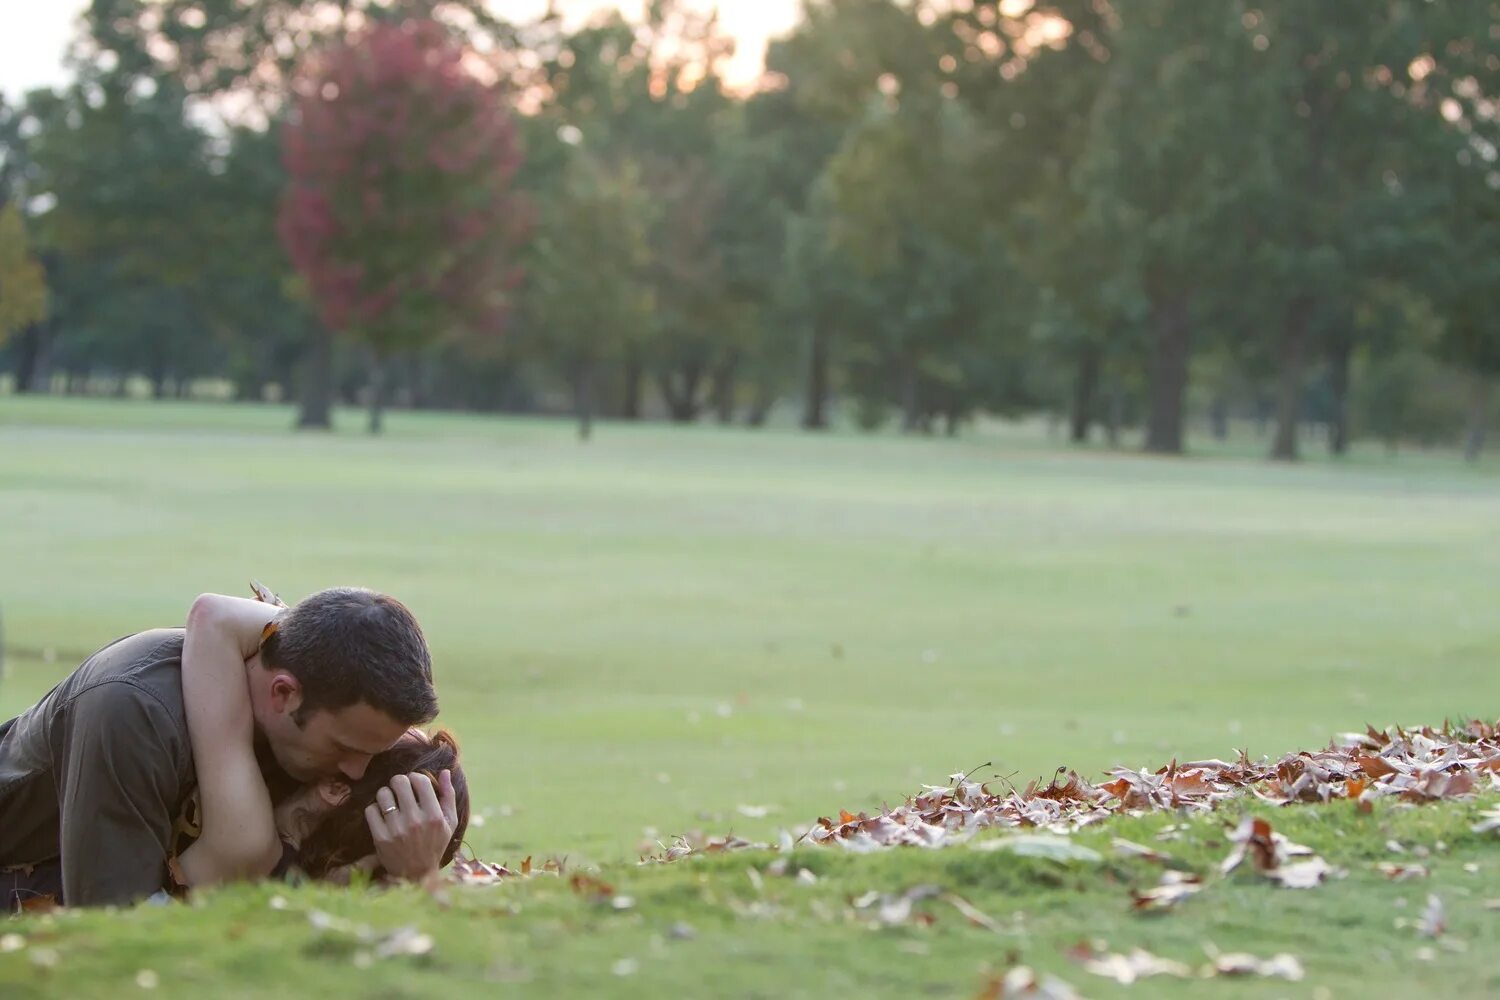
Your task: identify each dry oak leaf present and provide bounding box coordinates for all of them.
[1082,947,1192,984]
[1472,806,1500,835]
[1111,838,1173,864]
[1131,871,1203,913]
[1377,862,1431,881]
[1417,894,1447,938]
[1205,951,1305,981]
[1266,857,1337,889]
[1220,816,1316,877]
[975,966,1086,999]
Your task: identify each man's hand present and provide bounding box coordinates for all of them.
[364,770,458,881]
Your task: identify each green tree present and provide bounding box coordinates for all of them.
[1234,1,1443,461]
[769,0,947,428]
[939,0,1120,443]
[523,153,654,440]
[1417,1,1500,461]
[24,80,226,397]
[524,2,743,423]
[1075,0,1263,455]
[0,204,47,349]
[820,83,1007,432]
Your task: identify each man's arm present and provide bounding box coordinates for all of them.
[54,683,184,907]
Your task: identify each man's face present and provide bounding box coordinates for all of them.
[259,676,408,783]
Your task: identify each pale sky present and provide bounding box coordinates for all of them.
[0,0,802,101]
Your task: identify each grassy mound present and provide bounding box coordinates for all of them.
[5,755,1497,998]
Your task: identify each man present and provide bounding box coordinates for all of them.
[0,587,438,908]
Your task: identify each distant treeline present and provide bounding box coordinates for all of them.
[0,1,1495,456]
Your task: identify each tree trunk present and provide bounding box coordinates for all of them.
[367,357,386,435]
[11,322,50,393]
[1464,376,1491,463]
[1270,295,1312,462]
[621,354,643,420]
[746,376,774,427]
[575,362,595,442]
[1253,394,1271,437]
[1069,344,1100,444]
[801,325,829,430]
[297,326,334,430]
[711,360,736,425]
[233,372,262,402]
[656,363,703,423]
[407,355,431,410]
[899,356,921,434]
[1327,338,1352,456]
[1143,296,1191,455]
[1105,379,1123,448]
[1209,395,1229,441]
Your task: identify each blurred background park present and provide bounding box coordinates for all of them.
[0,0,1497,862]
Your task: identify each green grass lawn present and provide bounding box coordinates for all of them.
[1,395,1497,996]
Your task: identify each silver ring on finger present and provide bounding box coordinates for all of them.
[382,804,398,815]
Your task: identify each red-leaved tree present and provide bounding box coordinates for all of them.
[279,18,527,432]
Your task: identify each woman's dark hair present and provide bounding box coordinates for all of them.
[261,587,438,727]
[296,729,470,879]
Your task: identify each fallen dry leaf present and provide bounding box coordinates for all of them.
[1206,951,1305,981]
[373,926,434,959]
[853,884,945,927]
[1220,817,1278,875]
[1472,806,1500,835]
[1357,753,1401,779]
[569,873,616,901]
[944,892,1002,932]
[1075,945,1191,984]
[1111,838,1172,863]
[1221,815,1331,887]
[1131,871,1202,913]
[1378,862,1430,881]
[16,895,57,915]
[975,966,1085,999]
[1266,857,1337,889]
[1417,894,1447,937]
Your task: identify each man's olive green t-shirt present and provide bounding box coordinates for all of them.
[0,629,194,907]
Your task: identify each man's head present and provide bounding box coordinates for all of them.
[249,587,438,783]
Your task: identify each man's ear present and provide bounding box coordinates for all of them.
[317,781,351,807]
[268,672,303,717]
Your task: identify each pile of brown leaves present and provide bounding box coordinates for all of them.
[457,720,1499,876]
[779,720,1500,855]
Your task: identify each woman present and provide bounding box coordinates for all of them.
[171,592,469,890]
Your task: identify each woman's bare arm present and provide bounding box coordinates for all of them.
[173,594,284,885]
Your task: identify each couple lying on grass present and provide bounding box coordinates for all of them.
[0,587,470,912]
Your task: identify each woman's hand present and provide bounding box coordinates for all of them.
[364,770,459,881]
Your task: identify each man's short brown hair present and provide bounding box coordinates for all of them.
[260,587,437,726]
